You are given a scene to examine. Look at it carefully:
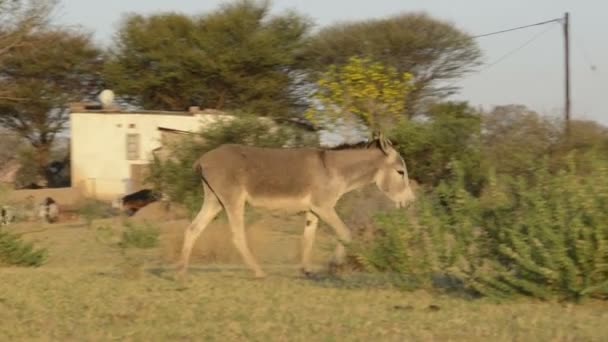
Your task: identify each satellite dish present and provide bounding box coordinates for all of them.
[98,89,115,108]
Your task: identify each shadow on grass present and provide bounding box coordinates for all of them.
[142,264,480,300]
[303,270,480,300]
[146,265,254,282]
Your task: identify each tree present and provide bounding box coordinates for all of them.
[103,0,311,116]
[0,0,57,101]
[390,101,482,192]
[481,105,561,179]
[0,28,101,185]
[305,56,415,133]
[300,13,482,113]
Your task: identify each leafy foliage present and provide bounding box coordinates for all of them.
[0,0,56,68]
[306,56,414,132]
[119,221,160,249]
[0,229,47,267]
[481,105,561,180]
[352,153,608,301]
[78,199,114,228]
[301,13,482,110]
[473,156,608,300]
[0,27,101,182]
[390,101,482,193]
[103,0,311,115]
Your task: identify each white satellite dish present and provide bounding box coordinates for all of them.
[98,89,115,108]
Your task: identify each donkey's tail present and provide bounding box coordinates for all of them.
[193,157,203,174]
[192,157,225,209]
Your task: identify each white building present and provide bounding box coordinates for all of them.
[69,103,231,200]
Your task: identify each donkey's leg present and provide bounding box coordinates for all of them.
[313,208,352,266]
[177,193,222,275]
[301,211,319,275]
[226,201,266,278]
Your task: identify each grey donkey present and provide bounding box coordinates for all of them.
[177,135,416,278]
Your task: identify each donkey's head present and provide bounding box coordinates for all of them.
[369,134,416,208]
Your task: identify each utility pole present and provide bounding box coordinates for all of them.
[563,12,571,136]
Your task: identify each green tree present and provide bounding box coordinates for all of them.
[481,105,560,179]
[390,101,482,192]
[0,0,57,101]
[0,28,101,184]
[103,0,311,116]
[306,56,415,132]
[481,105,608,182]
[301,13,482,112]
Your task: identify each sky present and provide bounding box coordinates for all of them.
[56,0,607,125]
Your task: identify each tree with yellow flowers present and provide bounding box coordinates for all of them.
[306,56,415,133]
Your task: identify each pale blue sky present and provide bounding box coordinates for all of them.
[56,0,607,125]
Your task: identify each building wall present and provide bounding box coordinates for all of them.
[70,111,231,200]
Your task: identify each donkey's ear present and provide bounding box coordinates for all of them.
[366,131,380,148]
[377,132,392,155]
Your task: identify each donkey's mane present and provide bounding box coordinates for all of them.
[328,138,391,151]
[328,141,369,150]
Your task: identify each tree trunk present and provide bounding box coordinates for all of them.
[35,143,51,187]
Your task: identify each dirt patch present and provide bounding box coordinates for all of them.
[158,212,334,266]
[130,201,190,222]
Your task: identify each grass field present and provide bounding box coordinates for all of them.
[1,213,607,341]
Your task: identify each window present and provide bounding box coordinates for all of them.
[126,134,140,160]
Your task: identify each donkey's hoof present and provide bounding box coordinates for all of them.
[300,268,315,278]
[328,261,345,275]
[301,268,323,280]
[175,271,188,283]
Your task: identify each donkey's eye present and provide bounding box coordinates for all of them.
[396,170,405,176]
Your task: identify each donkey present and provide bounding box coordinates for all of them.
[177,136,416,278]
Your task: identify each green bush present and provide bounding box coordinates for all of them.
[349,211,433,290]
[472,155,608,300]
[119,222,160,249]
[352,153,608,301]
[390,101,483,195]
[350,163,483,291]
[0,229,47,267]
[78,199,114,227]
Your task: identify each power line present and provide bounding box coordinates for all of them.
[572,33,598,72]
[473,18,562,39]
[443,22,559,89]
[480,22,558,71]
[447,13,572,133]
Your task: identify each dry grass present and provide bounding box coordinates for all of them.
[1,201,607,341]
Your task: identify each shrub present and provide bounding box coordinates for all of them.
[78,199,114,227]
[390,101,483,195]
[118,221,160,249]
[349,210,432,289]
[0,229,47,267]
[352,153,608,301]
[350,163,483,291]
[471,155,608,301]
